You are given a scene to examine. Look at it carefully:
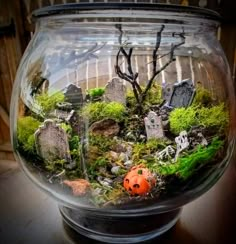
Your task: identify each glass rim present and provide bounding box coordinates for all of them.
[32,3,221,21]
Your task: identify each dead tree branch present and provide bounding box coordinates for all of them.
[115,24,185,114]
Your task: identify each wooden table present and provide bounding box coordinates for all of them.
[0,158,236,244]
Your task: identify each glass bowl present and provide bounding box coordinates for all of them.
[10,3,236,243]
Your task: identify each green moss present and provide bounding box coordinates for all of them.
[157,137,223,180]
[88,87,105,98]
[145,84,163,105]
[89,134,114,152]
[17,116,41,153]
[45,159,66,172]
[82,101,126,123]
[192,83,214,106]
[169,103,229,135]
[169,106,197,135]
[35,91,65,115]
[59,123,72,134]
[198,103,228,132]
[126,84,163,110]
[87,157,110,179]
[132,139,169,163]
[69,135,80,151]
[90,182,126,206]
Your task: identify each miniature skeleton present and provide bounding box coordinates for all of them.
[144,111,164,140]
[174,130,189,161]
[156,145,175,162]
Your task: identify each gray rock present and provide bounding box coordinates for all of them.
[119,152,128,162]
[124,160,133,168]
[111,166,121,175]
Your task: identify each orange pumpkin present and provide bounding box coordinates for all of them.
[123,165,156,196]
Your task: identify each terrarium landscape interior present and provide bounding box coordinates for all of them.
[14,21,230,209]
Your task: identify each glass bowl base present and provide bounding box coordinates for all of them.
[59,206,182,243]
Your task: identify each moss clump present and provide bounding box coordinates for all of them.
[192,83,214,107]
[169,106,197,135]
[35,91,65,115]
[82,101,126,123]
[90,182,126,206]
[126,84,163,110]
[88,87,105,98]
[45,159,66,172]
[132,139,169,163]
[87,157,110,179]
[169,103,228,135]
[157,137,223,180]
[198,103,228,132]
[59,123,72,134]
[89,134,115,153]
[17,116,41,153]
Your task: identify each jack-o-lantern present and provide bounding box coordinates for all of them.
[123,165,156,196]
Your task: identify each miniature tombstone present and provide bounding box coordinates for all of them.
[162,83,174,104]
[144,111,164,140]
[64,84,83,108]
[35,119,71,162]
[168,79,195,108]
[174,130,189,161]
[104,77,126,105]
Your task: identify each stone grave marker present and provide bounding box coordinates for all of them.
[64,84,83,108]
[162,83,174,104]
[35,119,71,162]
[144,111,164,140]
[104,77,126,105]
[168,79,195,108]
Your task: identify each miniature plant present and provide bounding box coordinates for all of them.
[169,106,197,135]
[192,82,214,107]
[17,116,41,153]
[45,159,66,172]
[82,101,126,123]
[132,139,168,162]
[69,135,80,151]
[87,157,110,179]
[88,87,105,98]
[126,84,163,111]
[198,103,228,133]
[157,137,223,180]
[35,91,65,115]
[59,123,72,134]
[169,103,229,135]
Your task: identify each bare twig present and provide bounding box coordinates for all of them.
[115,24,185,114]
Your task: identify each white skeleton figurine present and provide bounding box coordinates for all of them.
[156,146,175,162]
[174,130,189,161]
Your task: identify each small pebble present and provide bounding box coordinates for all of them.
[111,166,121,174]
[124,160,133,168]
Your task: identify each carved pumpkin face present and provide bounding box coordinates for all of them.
[123,165,156,196]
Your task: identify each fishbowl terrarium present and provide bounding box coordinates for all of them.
[10,3,236,243]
